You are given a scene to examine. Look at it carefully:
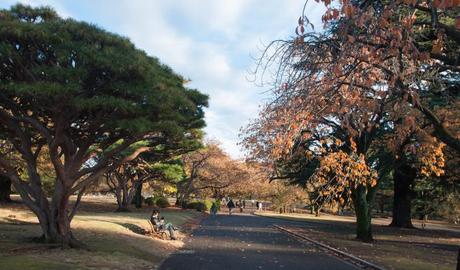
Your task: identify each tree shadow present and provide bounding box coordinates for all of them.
[376,238,460,252]
[113,222,147,235]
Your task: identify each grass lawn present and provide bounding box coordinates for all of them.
[257,211,460,270]
[0,196,203,270]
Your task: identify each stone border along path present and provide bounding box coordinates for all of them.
[273,225,386,270]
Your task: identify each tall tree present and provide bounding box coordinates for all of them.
[0,173,12,203]
[241,0,458,242]
[106,132,201,212]
[178,142,247,203]
[0,5,207,247]
[308,0,460,152]
[0,140,13,202]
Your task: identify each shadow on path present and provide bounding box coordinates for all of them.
[160,213,357,270]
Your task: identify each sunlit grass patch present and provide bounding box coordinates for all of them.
[0,197,202,270]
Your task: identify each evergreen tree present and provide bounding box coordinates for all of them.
[0,4,207,247]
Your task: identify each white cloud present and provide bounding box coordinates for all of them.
[1,0,325,158]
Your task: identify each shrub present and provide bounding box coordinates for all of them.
[186,201,199,211]
[131,195,145,205]
[202,199,213,211]
[144,196,155,206]
[187,201,208,212]
[155,197,170,208]
[214,200,221,210]
[186,200,215,212]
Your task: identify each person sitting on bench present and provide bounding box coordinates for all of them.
[150,209,177,240]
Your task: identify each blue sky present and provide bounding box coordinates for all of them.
[0,0,324,158]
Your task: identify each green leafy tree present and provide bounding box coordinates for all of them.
[106,133,201,212]
[0,5,207,247]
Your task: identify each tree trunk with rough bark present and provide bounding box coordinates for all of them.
[107,171,140,212]
[13,177,84,248]
[134,182,143,209]
[390,163,416,228]
[352,185,373,242]
[0,174,12,203]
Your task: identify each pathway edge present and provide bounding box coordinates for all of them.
[273,224,386,270]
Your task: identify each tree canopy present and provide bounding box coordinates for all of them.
[241,0,459,242]
[0,4,208,247]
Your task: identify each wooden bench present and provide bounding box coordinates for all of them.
[146,219,169,240]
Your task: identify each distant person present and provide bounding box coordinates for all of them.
[242,200,246,208]
[258,201,263,211]
[210,202,218,215]
[256,201,259,210]
[150,209,177,240]
[227,199,235,215]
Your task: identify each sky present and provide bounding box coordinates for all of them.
[0,0,325,158]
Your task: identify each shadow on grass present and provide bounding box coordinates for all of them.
[261,213,460,240]
[1,217,38,225]
[113,222,147,235]
[377,238,460,252]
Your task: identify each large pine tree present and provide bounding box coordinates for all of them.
[0,4,207,247]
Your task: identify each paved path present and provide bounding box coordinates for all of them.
[160,213,357,270]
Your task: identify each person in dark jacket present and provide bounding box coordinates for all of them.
[227,199,235,215]
[210,202,218,215]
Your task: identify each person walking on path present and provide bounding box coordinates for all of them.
[210,202,218,215]
[227,198,235,215]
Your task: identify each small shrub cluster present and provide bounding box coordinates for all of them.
[144,197,155,206]
[155,197,170,208]
[213,200,221,210]
[144,196,170,208]
[186,199,213,212]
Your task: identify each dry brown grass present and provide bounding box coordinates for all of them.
[258,212,460,270]
[0,196,203,270]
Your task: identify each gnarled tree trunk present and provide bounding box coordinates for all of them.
[37,196,77,247]
[9,174,84,248]
[107,171,138,212]
[134,182,143,209]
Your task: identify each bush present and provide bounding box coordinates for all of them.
[131,195,145,205]
[214,200,221,210]
[144,196,155,206]
[155,197,170,208]
[187,201,207,212]
[202,199,213,211]
[186,200,215,212]
[186,202,199,211]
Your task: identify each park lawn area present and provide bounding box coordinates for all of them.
[0,196,203,270]
[257,212,460,270]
